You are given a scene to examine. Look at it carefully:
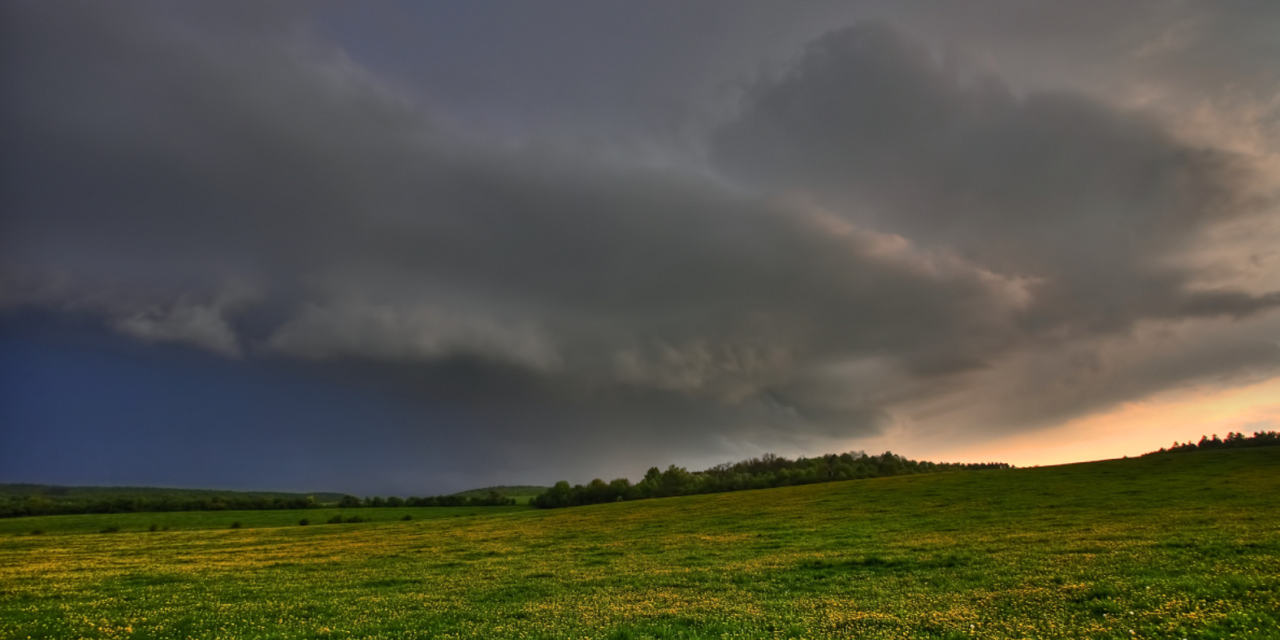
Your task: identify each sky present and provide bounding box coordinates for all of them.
[2,1,1279,495]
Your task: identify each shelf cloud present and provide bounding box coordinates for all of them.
[3,1,1278,493]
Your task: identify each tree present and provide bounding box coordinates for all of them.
[532,481,573,508]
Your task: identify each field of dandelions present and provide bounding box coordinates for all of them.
[2,448,1277,639]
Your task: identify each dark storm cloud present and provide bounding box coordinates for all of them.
[706,21,1280,434]
[0,3,1033,458]
[711,23,1278,335]
[2,2,1278,487]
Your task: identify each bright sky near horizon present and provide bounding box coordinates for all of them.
[2,1,1279,494]
[864,376,1280,468]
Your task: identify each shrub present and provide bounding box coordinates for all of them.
[29,529,43,536]
[149,524,158,532]
[326,514,368,524]
[299,518,310,526]
[230,521,242,529]
[99,526,119,533]
[401,514,412,521]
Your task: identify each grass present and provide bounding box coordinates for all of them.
[0,506,530,537]
[1,448,1277,639]
[451,485,550,505]
[501,493,544,506]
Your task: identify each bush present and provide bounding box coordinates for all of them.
[149,524,158,532]
[299,518,309,526]
[326,514,368,525]
[29,529,43,536]
[99,526,119,533]
[401,514,412,521]
[230,521,242,529]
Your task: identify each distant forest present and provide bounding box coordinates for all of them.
[1146,430,1280,455]
[532,451,1010,508]
[10,432,1272,519]
[450,486,548,500]
[0,485,515,519]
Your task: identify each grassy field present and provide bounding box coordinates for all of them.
[451,486,549,506]
[1,449,1277,639]
[0,506,530,537]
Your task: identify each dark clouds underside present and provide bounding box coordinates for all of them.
[2,2,1279,492]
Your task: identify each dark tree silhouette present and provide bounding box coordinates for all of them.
[533,450,1013,508]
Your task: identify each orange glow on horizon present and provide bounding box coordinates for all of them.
[855,375,1280,468]
[944,376,1280,467]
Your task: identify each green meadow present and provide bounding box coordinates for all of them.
[1,448,1277,639]
[449,486,549,506]
[0,506,530,537]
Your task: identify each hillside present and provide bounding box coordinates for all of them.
[1,448,1277,639]
[450,485,549,499]
[0,483,349,503]
[0,483,352,517]
[0,483,348,504]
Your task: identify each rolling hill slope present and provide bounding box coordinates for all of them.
[1,448,1277,639]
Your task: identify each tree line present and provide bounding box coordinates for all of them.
[1146,430,1280,455]
[335,491,515,508]
[0,492,321,518]
[531,451,1011,508]
[0,487,514,519]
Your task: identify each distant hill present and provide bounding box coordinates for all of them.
[0,483,348,502]
[2,447,1276,638]
[451,486,549,503]
[0,483,350,517]
[531,450,1011,508]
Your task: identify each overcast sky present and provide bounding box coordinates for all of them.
[3,1,1279,495]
